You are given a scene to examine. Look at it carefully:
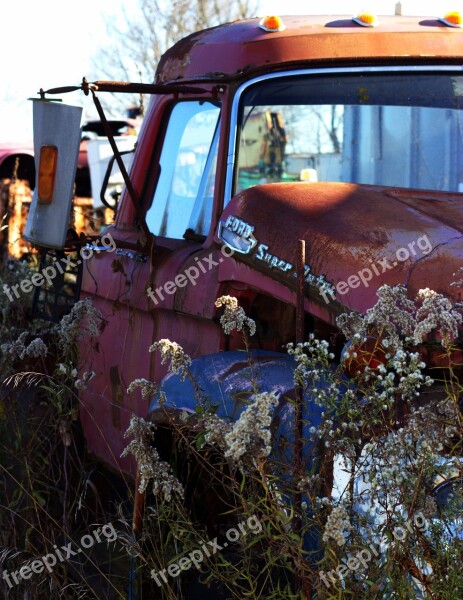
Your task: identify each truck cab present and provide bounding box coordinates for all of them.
[25,13,463,475]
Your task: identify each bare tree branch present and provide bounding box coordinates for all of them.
[91,0,259,116]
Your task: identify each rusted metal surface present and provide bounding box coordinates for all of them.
[80,177,463,472]
[217,182,463,314]
[74,15,463,479]
[42,80,208,97]
[156,15,463,84]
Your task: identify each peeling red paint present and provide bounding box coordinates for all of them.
[72,15,463,474]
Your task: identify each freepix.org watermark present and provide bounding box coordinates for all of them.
[1,522,118,589]
[2,231,117,302]
[319,511,429,589]
[319,234,433,304]
[147,244,234,305]
[150,515,262,587]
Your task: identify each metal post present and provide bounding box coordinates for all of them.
[295,239,311,597]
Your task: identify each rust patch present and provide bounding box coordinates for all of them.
[155,15,463,84]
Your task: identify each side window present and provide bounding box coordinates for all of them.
[146,101,220,239]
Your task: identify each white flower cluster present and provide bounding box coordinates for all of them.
[287,335,334,388]
[1,332,48,360]
[204,391,279,466]
[414,288,462,348]
[389,349,433,400]
[58,363,78,377]
[336,311,364,341]
[296,342,433,457]
[58,298,103,346]
[23,338,48,358]
[337,285,462,352]
[127,378,158,399]
[349,349,431,407]
[121,415,184,502]
[204,413,232,447]
[57,362,95,390]
[338,285,416,351]
[363,398,460,510]
[223,391,279,463]
[74,370,96,390]
[215,295,256,336]
[351,361,395,406]
[149,339,191,380]
[322,505,352,547]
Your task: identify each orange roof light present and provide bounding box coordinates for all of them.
[439,11,463,27]
[259,15,286,32]
[353,12,379,27]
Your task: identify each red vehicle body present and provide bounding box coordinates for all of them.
[26,14,463,478]
[0,142,35,187]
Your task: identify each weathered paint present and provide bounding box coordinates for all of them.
[216,182,463,314]
[149,349,326,467]
[149,349,342,553]
[76,15,463,476]
[156,15,463,84]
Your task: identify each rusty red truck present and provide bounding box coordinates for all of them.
[21,9,463,591]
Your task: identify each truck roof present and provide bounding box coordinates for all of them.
[155,14,463,84]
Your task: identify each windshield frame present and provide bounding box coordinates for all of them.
[225,64,463,205]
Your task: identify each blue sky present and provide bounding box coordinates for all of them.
[0,0,456,142]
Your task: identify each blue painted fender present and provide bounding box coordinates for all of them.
[148,349,327,465]
[148,349,336,555]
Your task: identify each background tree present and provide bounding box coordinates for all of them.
[92,0,260,116]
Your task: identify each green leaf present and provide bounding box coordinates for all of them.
[195,432,206,450]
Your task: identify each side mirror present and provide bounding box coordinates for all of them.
[24,100,83,249]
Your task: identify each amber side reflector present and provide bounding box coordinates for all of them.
[353,12,379,27]
[259,15,286,32]
[439,11,463,27]
[38,145,58,204]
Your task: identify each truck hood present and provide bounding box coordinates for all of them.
[216,182,463,315]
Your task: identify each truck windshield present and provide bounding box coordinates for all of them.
[234,72,463,195]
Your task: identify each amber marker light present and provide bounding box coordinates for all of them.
[439,11,463,27]
[259,15,286,32]
[352,12,379,27]
[37,145,58,204]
